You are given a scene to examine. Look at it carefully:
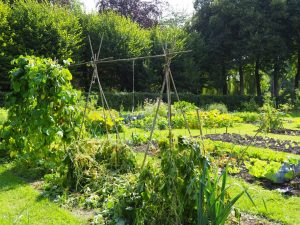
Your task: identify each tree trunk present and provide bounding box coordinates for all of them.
[222,62,228,95]
[295,49,300,90]
[273,59,280,98]
[239,64,244,95]
[255,58,261,96]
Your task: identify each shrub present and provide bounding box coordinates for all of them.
[143,98,167,117]
[173,100,197,113]
[207,103,228,113]
[241,98,260,112]
[233,112,260,123]
[258,98,284,132]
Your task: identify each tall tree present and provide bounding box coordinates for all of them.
[97,0,164,28]
[287,0,300,91]
[192,0,236,95]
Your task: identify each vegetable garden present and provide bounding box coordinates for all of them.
[1,1,300,224]
[0,51,300,225]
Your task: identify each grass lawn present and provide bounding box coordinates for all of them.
[228,177,300,225]
[0,163,87,225]
[122,122,300,142]
[0,112,299,225]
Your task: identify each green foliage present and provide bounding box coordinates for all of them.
[86,109,124,135]
[130,108,241,131]
[173,100,197,113]
[173,110,242,129]
[42,139,138,223]
[196,162,246,225]
[0,108,7,125]
[10,0,82,60]
[104,92,260,111]
[130,133,148,146]
[294,89,300,110]
[80,11,151,90]
[258,96,284,132]
[97,142,136,173]
[206,140,300,164]
[233,112,260,123]
[1,55,82,170]
[241,98,260,112]
[152,26,187,52]
[0,0,82,91]
[0,1,13,84]
[61,139,136,190]
[112,137,245,225]
[244,159,282,183]
[207,103,228,113]
[143,98,167,117]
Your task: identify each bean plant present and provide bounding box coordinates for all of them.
[1,55,82,170]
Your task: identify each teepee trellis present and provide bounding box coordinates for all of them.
[74,35,193,168]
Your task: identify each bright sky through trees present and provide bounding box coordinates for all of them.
[81,0,195,14]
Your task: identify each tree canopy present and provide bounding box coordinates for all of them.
[0,0,300,102]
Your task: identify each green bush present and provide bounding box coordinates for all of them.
[173,100,197,113]
[241,98,260,112]
[233,112,260,123]
[10,0,82,61]
[1,55,82,170]
[207,103,228,113]
[258,97,284,132]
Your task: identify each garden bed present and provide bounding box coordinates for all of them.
[271,129,300,136]
[204,133,300,154]
[237,169,300,196]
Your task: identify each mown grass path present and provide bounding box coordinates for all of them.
[0,164,86,225]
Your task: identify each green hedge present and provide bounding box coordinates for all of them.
[102,92,263,111]
[0,91,264,111]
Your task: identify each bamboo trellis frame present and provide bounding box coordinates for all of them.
[74,35,193,169]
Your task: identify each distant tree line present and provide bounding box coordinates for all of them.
[191,0,300,99]
[1,0,300,100]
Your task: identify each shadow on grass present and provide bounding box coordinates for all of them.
[0,164,25,192]
[0,159,46,193]
[290,110,300,118]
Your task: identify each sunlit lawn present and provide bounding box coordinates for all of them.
[0,164,87,225]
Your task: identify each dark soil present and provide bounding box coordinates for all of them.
[132,143,159,156]
[271,129,300,136]
[204,133,300,154]
[238,213,281,225]
[236,168,300,197]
